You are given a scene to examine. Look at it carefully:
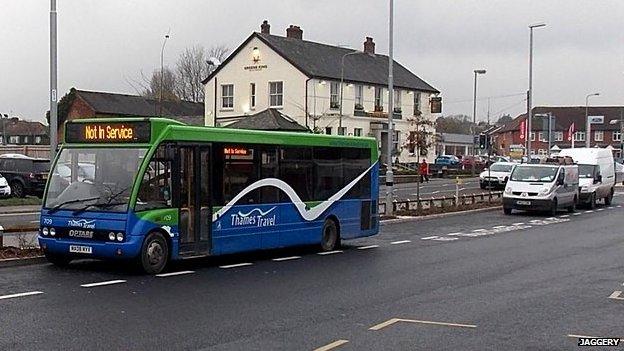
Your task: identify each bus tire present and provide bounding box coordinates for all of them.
[139,231,169,274]
[320,219,339,252]
[45,252,72,267]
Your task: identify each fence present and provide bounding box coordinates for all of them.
[378,191,503,214]
[0,226,39,249]
[0,145,50,159]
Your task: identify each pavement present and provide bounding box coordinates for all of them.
[1,195,624,349]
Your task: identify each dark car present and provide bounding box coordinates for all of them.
[0,154,50,198]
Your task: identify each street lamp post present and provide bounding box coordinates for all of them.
[1,114,6,146]
[585,92,600,148]
[527,22,546,157]
[609,109,624,158]
[385,0,395,215]
[159,33,170,117]
[471,69,486,176]
[49,0,58,161]
[340,51,365,129]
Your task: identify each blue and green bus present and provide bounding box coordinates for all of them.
[39,118,379,273]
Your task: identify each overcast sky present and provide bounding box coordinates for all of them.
[2,0,623,124]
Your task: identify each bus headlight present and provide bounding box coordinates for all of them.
[49,227,56,236]
[108,232,116,241]
[116,233,124,242]
[42,227,49,236]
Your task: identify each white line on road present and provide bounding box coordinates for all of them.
[446,232,463,236]
[420,236,438,240]
[369,318,477,331]
[472,229,487,232]
[432,237,458,241]
[80,280,126,288]
[608,206,614,209]
[512,222,525,226]
[596,208,604,211]
[430,190,440,194]
[313,339,349,351]
[272,256,301,262]
[492,225,507,229]
[567,334,623,341]
[390,240,412,244]
[584,210,594,213]
[546,217,556,220]
[618,205,622,208]
[317,250,343,255]
[0,291,44,301]
[357,245,379,250]
[155,270,195,277]
[0,212,40,217]
[219,262,253,268]
[573,213,581,216]
[608,291,624,300]
[559,215,570,218]
[29,220,40,223]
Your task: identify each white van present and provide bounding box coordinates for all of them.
[558,148,615,208]
[503,160,579,215]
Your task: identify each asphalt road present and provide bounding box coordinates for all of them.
[2,195,624,350]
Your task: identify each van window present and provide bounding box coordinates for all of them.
[510,166,558,182]
[578,164,596,178]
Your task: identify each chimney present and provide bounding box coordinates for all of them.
[260,20,270,34]
[363,37,375,54]
[286,25,303,39]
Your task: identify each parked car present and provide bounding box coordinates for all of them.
[0,173,11,198]
[479,162,515,189]
[435,155,460,165]
[558,148,615,208]
[460,155,486,168]
[0,154,50,198]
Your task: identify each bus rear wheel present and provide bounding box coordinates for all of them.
[320,219,339,252]
[139,232,169,274]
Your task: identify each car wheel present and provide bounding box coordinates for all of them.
[605,189,614,206]
[138,231,169,274]
[503,207,512,215]
[10,181,25,198]
[45,252,72,267]
[320,219,339,252]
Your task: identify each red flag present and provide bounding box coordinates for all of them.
[567,123,575,141]
[519,119,526,140]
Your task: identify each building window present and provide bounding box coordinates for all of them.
[338,127,346,136]
[613,130,621,142]
[555,131,563,142]
[413,92,421,115]
[354,85,364,110]
[574,131,586,142]
[393,89,401,113]
[250,83,256,109]
[330,82,340,109]
[374,87,383,111]
[221,84,234,109]
[325,127,332,135]
[354,128,363,137]
[594,130,604,142]
[538,132,545,142]
[269,81,283,107]
[393,131,400,154]
[538,149,547,156]
[530,132,535,141]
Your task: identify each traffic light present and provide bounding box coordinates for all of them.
[479,134,487,149]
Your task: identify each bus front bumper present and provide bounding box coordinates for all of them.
[38,235,143,260]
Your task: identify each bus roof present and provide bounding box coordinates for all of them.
[64,117,379,159]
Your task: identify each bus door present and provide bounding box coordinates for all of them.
[176,144,212,256]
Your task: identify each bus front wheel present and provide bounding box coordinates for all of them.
[320,219,340,252]
[139,232,169,274]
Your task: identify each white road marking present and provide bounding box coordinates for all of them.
[573,213,581,216]
[567,334,623,341]
[546,217,556,220]
[369,318,477,331]
[0,291,44,301]
[420,236,438,240]
[618,205,622,208]
[512,222,525,226]
[559,215,570,218]
[472,229,487,232]
[608,206,614,209]
[432,237,458,241]
[390,240,412,244]
[608,291,624,300]
[585,210,594,213]
[272,256,301,262]
[155,270,195,277]
[596,208,604,211]
[29,220,40,223]
[219,263,253,269]
[492,225,507,229]
[80,280,126,288]
[446,232,463,236]
[313,339,349,351]
[317,250,343,255]
[357,245,379,250]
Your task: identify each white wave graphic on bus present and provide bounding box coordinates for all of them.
[213,162,376,222]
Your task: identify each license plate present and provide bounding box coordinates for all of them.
[516,200,531,205]
[69,245,92,254]
[41,174,48,179]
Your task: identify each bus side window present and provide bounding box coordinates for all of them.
[136,146,172,211]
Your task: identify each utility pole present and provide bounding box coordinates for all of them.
[49,0,58,161]
[384,0,395,215]
[527,23,546,157]
[160,33,170,117]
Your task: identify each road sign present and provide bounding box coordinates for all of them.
[589,116,604,124]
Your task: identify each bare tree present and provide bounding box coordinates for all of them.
[175,45,229,102]
[145,67,179,101]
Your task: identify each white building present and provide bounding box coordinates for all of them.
[203,21,441,163]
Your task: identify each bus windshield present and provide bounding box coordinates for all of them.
[44,147,146,212]
[510,165,559,182]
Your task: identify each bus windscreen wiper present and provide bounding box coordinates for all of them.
[47,196,100,214]
[72,201,126,215]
